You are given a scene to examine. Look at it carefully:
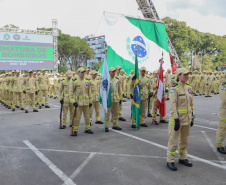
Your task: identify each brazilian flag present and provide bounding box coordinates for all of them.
[132,53,142,129]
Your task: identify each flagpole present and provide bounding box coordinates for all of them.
[104,109,106,131]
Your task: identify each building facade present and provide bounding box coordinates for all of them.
[83,34,106,68]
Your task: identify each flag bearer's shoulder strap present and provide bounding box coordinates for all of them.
[111,78,118,92]
[140,77,149,90]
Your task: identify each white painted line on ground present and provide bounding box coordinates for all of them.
[194,125,217,131]
[62,153,96,185]
[0,108,60,115]
[23,140,76,185]
[0,145,168,159]
[110,129,226,171]
[201,131,226,166]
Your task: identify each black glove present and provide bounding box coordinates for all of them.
[119,100,122,104]
[73,102,78,108]
[35,91,38,95]
[222,82,226,85]
[89,103,92,108]
[130,94,133,99]
[165,89,169,93]
[60,99,64,105]
[132,75,136,81]
[23,90,26,94]
[149,92,154,98]
[174,119,180,131]
[191,112,195,127]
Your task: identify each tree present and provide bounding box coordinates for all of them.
[92,61,102,71]
[58,61,68,74]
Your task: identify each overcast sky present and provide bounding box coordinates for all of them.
[1,0,226,38]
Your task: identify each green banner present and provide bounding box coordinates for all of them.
[0,45,53,60]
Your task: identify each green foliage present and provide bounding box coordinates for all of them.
[92,61,102,71]
[163,17,226,71]
[58,61,68,74]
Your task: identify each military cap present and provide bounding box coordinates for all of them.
[86,68,90,71]
[33,72,36,74]
[28,70,32,73]
[90,70,98,75]
[140,66,146,71]
[42,69,45,72]
[37,72,41,75]
[11,70,15,73]
[77,67,85,73]
[109,67,116,72]
[115,65,121,70]
[16,70,20,73]
[176,68,191,75]
[66,71,72,77]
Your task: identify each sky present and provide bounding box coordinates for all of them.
[0,0,226,38]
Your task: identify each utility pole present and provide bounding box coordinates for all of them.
[191,50,193,72]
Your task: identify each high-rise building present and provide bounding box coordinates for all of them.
[83,34,106,68]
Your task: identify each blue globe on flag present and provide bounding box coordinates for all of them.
[131,36,147,58]
[133,84,139,104]
[102,79,108,90]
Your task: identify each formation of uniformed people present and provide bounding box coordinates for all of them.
[1,66,226,172]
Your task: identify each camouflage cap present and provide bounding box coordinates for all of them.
[109,67,116,72]
[77,67,85,73]
[90,70,98,75]
[115,65,121,70]
[140,66,146,71]
[66,71,72,77]
[28,70,32,73]
[176,68,191,75]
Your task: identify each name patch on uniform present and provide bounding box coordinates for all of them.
[97,82,99,85]
[170,89,174,93]
[188,88,192,94]
[85,82,88,86]
[71,82,73,85]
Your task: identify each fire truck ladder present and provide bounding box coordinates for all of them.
[136,0,180,66]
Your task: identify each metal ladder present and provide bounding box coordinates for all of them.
[136,0,180,66]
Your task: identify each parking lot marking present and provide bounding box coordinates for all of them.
[23,140,76,185]
[194,125,217,131]
[63,153,96,185]
[111,129,226,171]
[201,131,226,166]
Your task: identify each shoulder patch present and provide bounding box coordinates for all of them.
[170,89,174,93]
[172,83,178,87]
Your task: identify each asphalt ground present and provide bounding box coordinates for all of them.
[0,94,225,185]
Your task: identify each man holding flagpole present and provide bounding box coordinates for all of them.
[101,67,122,132]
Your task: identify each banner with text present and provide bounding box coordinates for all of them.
[0,32,54,70]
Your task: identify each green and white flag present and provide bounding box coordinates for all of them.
[99,12,170,74]
[98,57,112,112]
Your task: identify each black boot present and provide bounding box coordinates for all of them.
[70,131,77,136]
[131,125,137,128]
[12,108,15,112]
[85,129,93,134]
[45,105,50,108]
[160,120,168,123]
[112,126,122,130]
[119,117,126,121]
[140,123,148,127]
[179,159,193,167]
[147,113,152,117]
[33,109,38,112]
[60,125,66,129]
[105,128,109,132]
[25,110,28,113]
[217,147,226,154]
[42,104,45,106]
[16,106,20,108]
[39,106,42,109]
[123,99,126,102]
[20,108,25,110]
[8,106,11,109]
[95,121,103,124]
[167,162,177,171]
[152,121,159,125]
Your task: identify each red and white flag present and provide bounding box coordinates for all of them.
[155,58,166,117]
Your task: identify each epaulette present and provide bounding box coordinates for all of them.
[85,78,90,81]
[172,83,178,87]
[222,82,226,86]
[115,77,119,79]
[72,78,77,81]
